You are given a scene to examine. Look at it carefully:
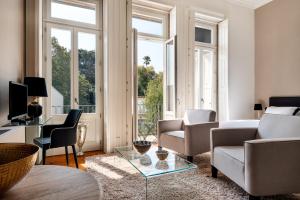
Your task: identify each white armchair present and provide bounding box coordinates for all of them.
[211,114,300,199]
[158,109,219,162]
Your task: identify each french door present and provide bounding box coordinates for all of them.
[164,36,177,119]
[44,23,102,153]
[194,46,217,110]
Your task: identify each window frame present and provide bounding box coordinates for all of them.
[44,0,102,31]
[132,4,169,41]
[195,20,217,49]
[44,22,101,116]
[193,19,218,111]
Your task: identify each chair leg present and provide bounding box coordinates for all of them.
[211,165,218,178]
[65,146,69,166]
[72,145,79,169]
[249,195,260,200]
[187,156,193,163]
[42,148,46,165]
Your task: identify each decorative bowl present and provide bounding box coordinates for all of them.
[156,150,169,160]
[0,143,39,193]
[139,154,152,166]
[133,140,151,154]
[155,161,169,170]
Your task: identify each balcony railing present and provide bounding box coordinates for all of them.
[52,105,96,114]
[137,102,162,141]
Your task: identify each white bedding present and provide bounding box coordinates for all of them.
[219,120,260,128]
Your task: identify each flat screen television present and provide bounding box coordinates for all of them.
[8,81,28,120]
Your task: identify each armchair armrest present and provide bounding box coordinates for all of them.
[49,127,77,148]
[42,124,64,138]
[210,128,257,150]
[157,119,183,135]
[244,138,300,196]
[184,122,219,155]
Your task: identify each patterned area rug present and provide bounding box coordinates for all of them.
[85,153,300,200]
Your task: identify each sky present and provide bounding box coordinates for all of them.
[137,39,163,72]
[133,18,164,72]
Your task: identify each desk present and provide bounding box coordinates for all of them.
[2,165,102,200]
[2,117,52,163]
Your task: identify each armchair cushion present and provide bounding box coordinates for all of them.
[33,137,51,149]
[159,131,185,154]
[164,131,184,138]
[210,128,257,150]
[213,146,245,188]
[157,120,183,134]
[183,109,216,125]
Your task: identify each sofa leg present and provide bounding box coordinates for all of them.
[249,195,260,200]
[187,156,193,163]
[211,166,218,178]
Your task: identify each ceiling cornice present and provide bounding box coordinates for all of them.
[226,0,273,9]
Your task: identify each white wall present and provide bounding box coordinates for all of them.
[150,0,255,120]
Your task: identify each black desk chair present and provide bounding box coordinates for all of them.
[34,109,82,168]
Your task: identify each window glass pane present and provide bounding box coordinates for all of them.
[51,28,72,114]
[51,1,96,25]
[78,32,96,113]
[194,49,214,110]
[194,49,200,108]
[166,40,175,112]
[137,39,163,72]
[136,39,164,140]
[133,17,163,36]
[195,27,212,43]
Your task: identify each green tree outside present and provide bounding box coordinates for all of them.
[138,56,163,140]
[140,72,163,139]
[51,37,96,113]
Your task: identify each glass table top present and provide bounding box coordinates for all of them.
[114,146,197,178]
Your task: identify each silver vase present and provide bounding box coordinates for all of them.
[77,122,87,156]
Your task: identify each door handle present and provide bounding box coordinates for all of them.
[74,98,79,105]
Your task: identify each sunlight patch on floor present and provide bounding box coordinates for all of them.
[99,155,137,175]
[86,160,124,180]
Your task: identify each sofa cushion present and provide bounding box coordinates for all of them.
[213,146,245,188]
[257,114,300,139]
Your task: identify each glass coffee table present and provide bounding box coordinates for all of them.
[114,146,197,199]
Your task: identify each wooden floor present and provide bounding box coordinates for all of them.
[45,150,104,171]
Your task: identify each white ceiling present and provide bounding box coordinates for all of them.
[227,0,273,9]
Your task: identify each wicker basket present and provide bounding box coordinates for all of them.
[0,143,39,193]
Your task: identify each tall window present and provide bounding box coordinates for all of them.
[194,20,217,110]
[44,0,101,115]
[132,8,168,140]
[43,0,102,151]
